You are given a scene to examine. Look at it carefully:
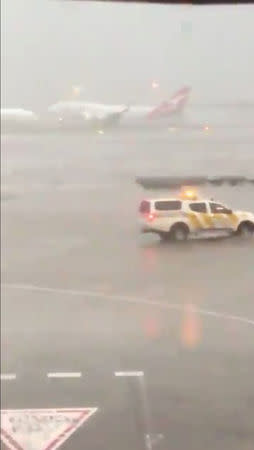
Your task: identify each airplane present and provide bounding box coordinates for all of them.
[1,108,39,132]
[1,108,38,121]
[47,86,191,129]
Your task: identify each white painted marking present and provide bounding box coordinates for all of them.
[1,408,98,450]
[2,282,254,327]
[47,372,82,379]
[115,371,144,377]
[0,373,16,381]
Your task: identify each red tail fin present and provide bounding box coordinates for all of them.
[148,86,191,120]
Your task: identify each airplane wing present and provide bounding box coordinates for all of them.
[101,106,129,124]
[1,108,38,121]
[147,86,191,120]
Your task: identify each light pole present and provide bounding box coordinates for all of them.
[115,371,163,450]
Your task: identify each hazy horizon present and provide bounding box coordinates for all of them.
[1,1,254,109]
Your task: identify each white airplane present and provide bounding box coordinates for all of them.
[1,108,38,122]
[47,86,191,128]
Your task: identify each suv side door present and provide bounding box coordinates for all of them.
[188,201,213,230]
[208,202,234,229]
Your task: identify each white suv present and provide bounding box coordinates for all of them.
[139,197,254,241]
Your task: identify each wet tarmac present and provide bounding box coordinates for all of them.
[1,129,254,450]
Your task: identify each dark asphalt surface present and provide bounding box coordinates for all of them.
[1,129,254,450]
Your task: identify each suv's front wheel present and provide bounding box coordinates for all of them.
[237,221,254,238]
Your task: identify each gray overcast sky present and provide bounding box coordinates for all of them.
[1,1,254,109]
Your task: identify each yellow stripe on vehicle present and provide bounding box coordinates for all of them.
[212,213,227,227]
[212,213,238,228]
[187,213,203,230]
[213,213,238,227]
[228,213,239,227]
[200,213,214,228]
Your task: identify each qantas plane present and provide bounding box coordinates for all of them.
[47,86,191,129]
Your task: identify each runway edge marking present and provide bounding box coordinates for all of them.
[115,371,144,377]
[0,407,98,450]
[2,282,254,327]
[47,372,82,379]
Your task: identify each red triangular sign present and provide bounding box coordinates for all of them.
[1,408,98,450]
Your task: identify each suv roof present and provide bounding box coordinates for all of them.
[147,198,205,203]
